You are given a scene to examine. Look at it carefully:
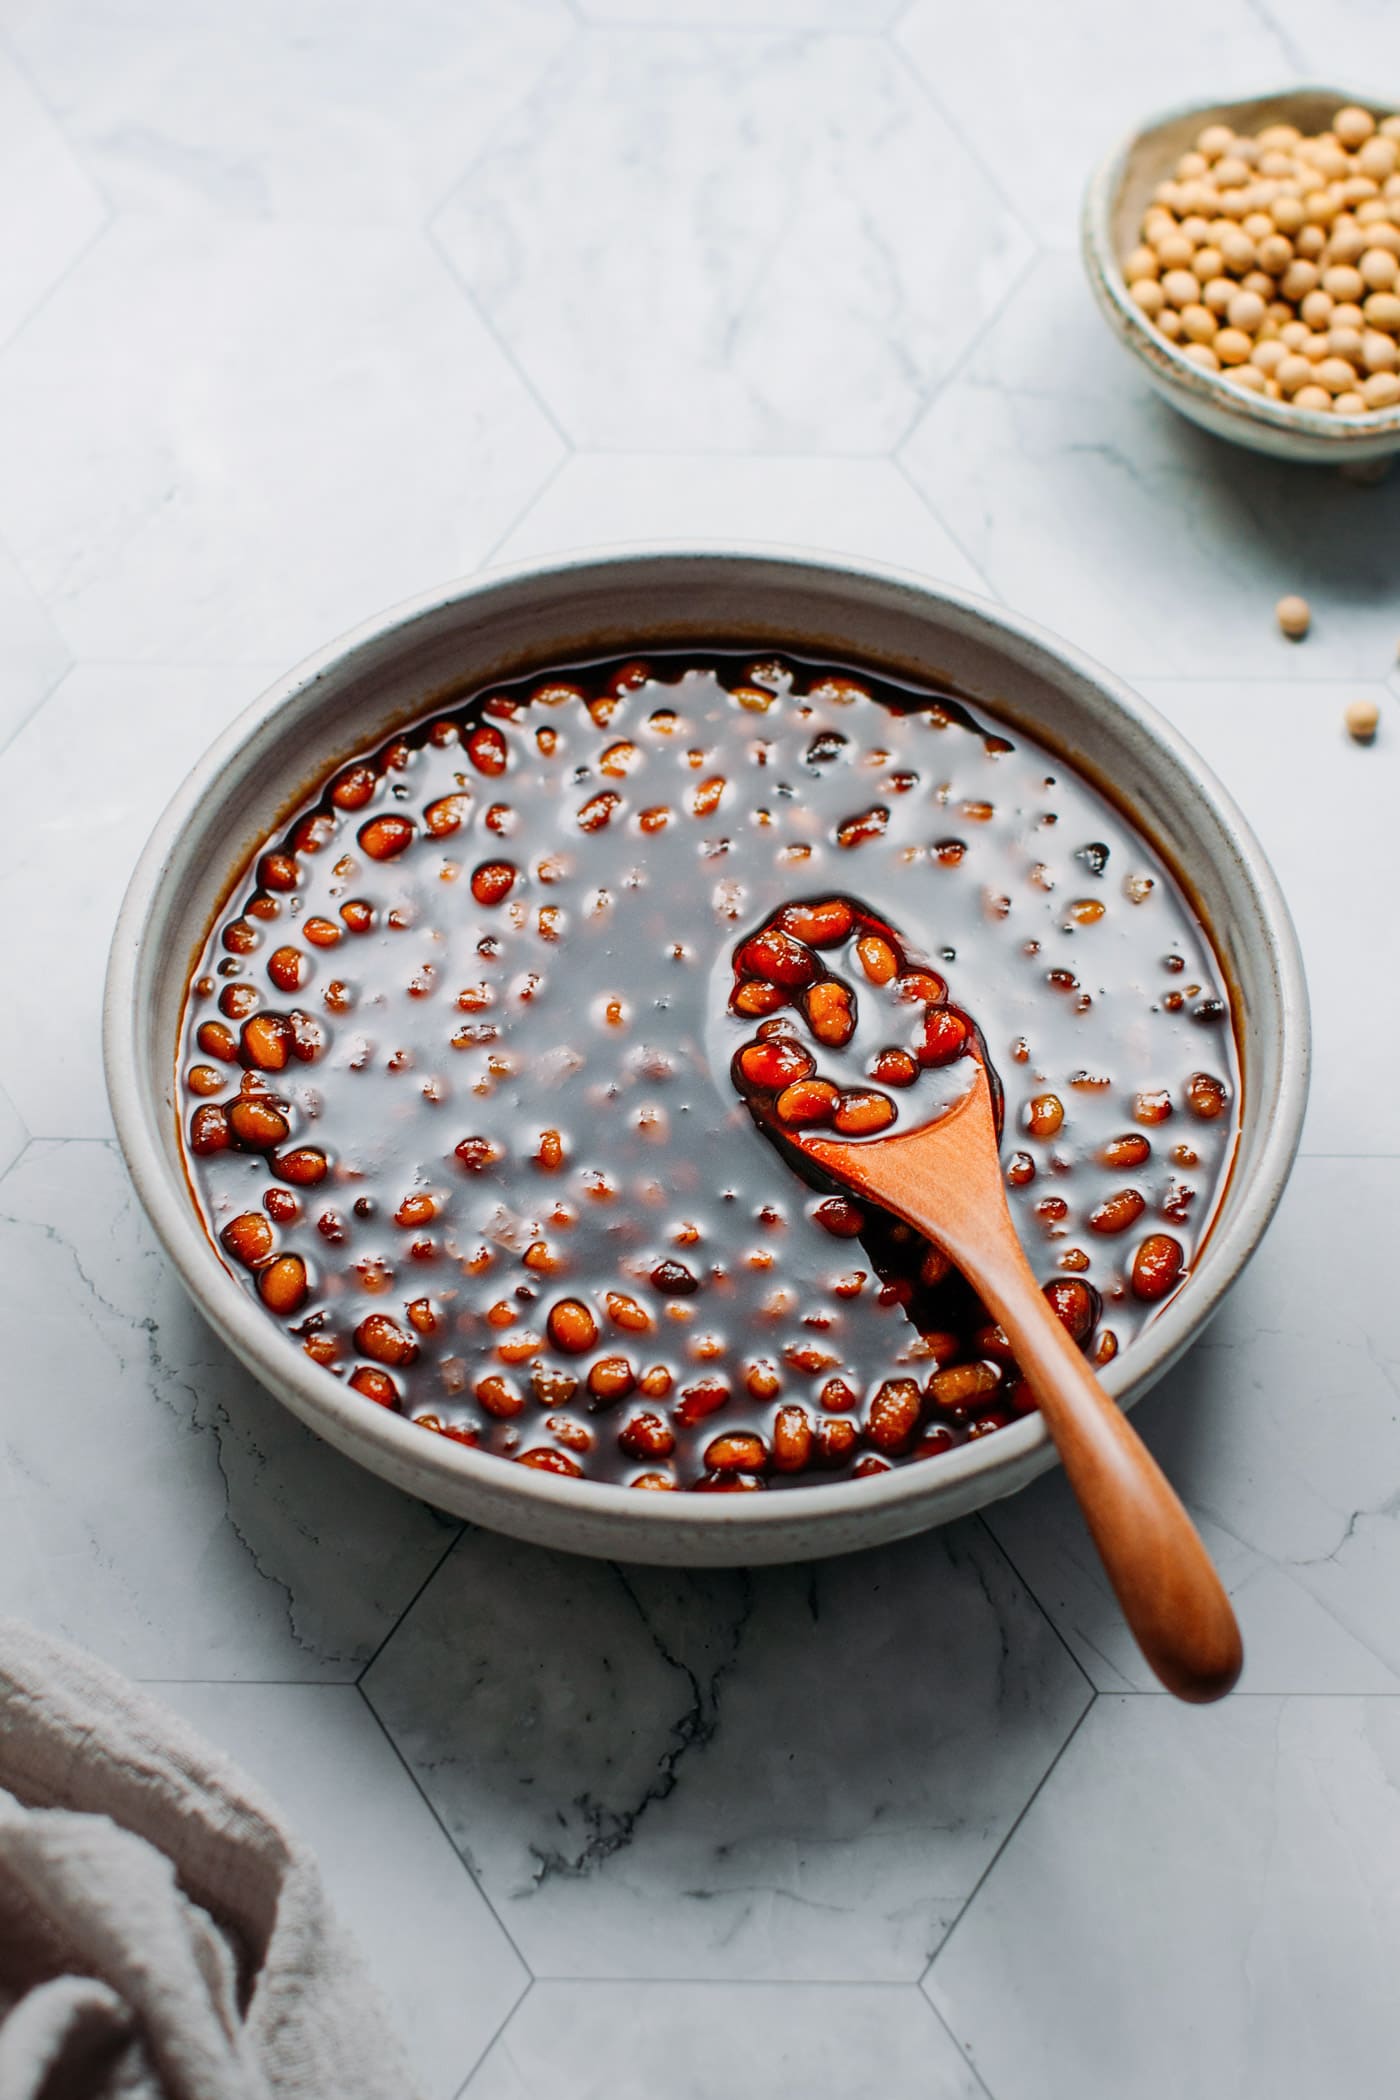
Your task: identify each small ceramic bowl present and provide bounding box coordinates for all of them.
[1083,86,1400,464]
[104,548,1309,1566]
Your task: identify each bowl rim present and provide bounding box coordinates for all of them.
[1082,83,1400,448]
[104,542,1311,1533]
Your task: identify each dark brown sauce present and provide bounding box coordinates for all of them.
[177,652,1239,1491]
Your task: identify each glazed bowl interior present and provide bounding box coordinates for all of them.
[106,548,1309,1566]
[1084,85,1400,464]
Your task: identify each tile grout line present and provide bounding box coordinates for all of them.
[130,1677,375,1689]
[1135,672,1400,687]
[0,654,77,768]
[1090,1689,1400,1699]
[513,1975,965,1989]
[0,12,116,360]
[354,1524,465,1684]
[885,30,1041,259]
[0,1136,39,1195]
[1241,0,1310,73]
[0,204,113,364]
[973,1512,1099,1703]
[574,8,897,32]
[890,449,1001,604]
[423,220,578,457]
[887,243,1042,462]
[420,437,902,462]
[451,1974,536,2100]
[353,1678,538,1981]
[0,22,121,219]
[1,658,289,677]
[570,7,898,30]
[447,1978,995,2097]
[473,449,575,573]
[921,1990,1000,2100]
[419,18,588,231]
[919,1696,1095,1995]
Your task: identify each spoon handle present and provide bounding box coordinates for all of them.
[954,1230,1242,1703]
[804,1066,1242,1702]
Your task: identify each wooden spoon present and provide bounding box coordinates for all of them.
[788,1048,1243,1704]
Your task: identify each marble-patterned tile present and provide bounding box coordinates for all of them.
[0,217,563,666]
[927,1695,1400,2100]
[897,1,1294,249]
[158,1683,527,2100]
[580,0,902,21]
[1140,677,1397,1158]
[0,1084,25,1185]
[0,0,572,221]
[467,1981,982,2100]
[0,663,273,1140]
[0,1140,455,1681]
[901,254,1400,684]
[493,453,992,594]
[364,1524,1089,1982]
[1262,1,1395,81]
[434,31,1032,453]
[0,533,69,753]
[0,43,106,350]
[988,1159,1400,1695]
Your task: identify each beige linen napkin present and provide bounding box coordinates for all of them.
[0,1619,417,2100]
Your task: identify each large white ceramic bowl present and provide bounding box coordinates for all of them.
[104,548,1309,1565]
[1083,86,1400,464]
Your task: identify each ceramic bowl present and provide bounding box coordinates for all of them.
[1083,86,1400,464]
[104,548,1309,1565]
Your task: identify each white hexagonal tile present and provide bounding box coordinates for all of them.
[493,452,992,593]
[466,1981,982,2100]
[1140,676,1397,1157]
[0,42,106,350]
[0,216,563,665]
[0,663,275,1139]
[364,1524,1089,1982]
[0,533,69,752]
[0,0,572,220]
[897,2,1294,248]
[0,1140,456,1680]
[158,1683,527,2100]
[927,1695,1400,2100]
[434,30,1032,452]
[987,1159,1400,1695]
[901,254,1400,683]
